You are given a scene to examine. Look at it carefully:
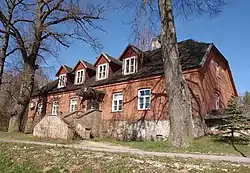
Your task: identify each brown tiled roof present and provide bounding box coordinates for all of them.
[81,60,95,71]
[64,65,73,73]
[32,39,212,96]
[55,65,73,76]
[105,54,122,66]
[119,44,143,60]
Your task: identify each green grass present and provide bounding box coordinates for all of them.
[0,141,250,173]
[1,131,250,157]
[93,136,250,156]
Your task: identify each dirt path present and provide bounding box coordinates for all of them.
[1,138,250,164]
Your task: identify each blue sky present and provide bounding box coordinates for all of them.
[50,1,250,95]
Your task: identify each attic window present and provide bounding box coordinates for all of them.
[123,56,137,75]
[75,69,85,85]
[97,63,108,80]
[58,74,67,88]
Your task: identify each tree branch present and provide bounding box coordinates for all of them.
[6,48,19,57]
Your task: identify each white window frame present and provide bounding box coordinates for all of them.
[123,56,137,75]
[138,89,151,110]
[52,101,59,115]
[112,92,123,112]
[58,74,67,88]
[37,102,43,116]
[70,98,78,112]
[75,69,85,85]
[215,93,220,110]
[97,63,108,80]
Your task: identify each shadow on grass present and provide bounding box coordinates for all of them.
[213,135,249,145]
[212,135,249,157]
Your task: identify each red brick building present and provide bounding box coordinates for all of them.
[26,39,237,140]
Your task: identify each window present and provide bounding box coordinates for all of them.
[37,103,43,116]
[124,57,137,75]
[75,70,85,85]
[138,89,151,110]
[112,92,123,112]
[97,63,108,80]
[58,74,67,88]
[52,101,59,115]
[70,98,77,112]
[215,93,220,110]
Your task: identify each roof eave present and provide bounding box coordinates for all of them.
[200,43,213,67]
[94,53,111,67]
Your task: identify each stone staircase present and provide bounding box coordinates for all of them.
[75,123,91,139]
[62,109,101,139]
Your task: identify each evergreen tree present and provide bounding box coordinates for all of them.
[217,97,250,157]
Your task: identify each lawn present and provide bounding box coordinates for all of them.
[93,136,250,157]
[0,141,250,173]
[1,131,250,157]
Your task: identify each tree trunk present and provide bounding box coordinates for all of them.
[8,58,36,132]
[0,26,10,88]
[0,56,5,87]
[158,0,193,147]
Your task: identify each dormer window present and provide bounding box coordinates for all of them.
[97,63,108,80]
[75,69,85,85]
[124,56,137,75]
[58,74,66,88]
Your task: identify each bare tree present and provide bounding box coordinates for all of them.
[125,0,226,147]
[0,0,107,132]
[0,1,18,88]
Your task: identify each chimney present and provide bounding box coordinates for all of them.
[151,37,161,50]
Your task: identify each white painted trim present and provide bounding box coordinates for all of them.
[58,74,67,88]
[52,101,59,115]
[80,60,88,69]
[74,69,85,85]
[138,88,151,110]
[94,53,111,67]
[97,63,109,80]
[123,56,137,75]
[200,44,213,67]
[69,98,78,112]
[112,92,123,112]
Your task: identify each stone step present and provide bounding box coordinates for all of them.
[75,123,90,139]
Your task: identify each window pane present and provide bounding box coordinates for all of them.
[118,105,122,111]
[139,97,144,109]
[118,100,123,111]
[130,64,134,72]
[131,58,134,65]
[99,69,102,79]
[145,89,150,95]
[140,90,144,96]
[145,97,150,109]
[140,103,144,109]
[112,93,123,111]
[102,70,106,78]
[126,59,130,73]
